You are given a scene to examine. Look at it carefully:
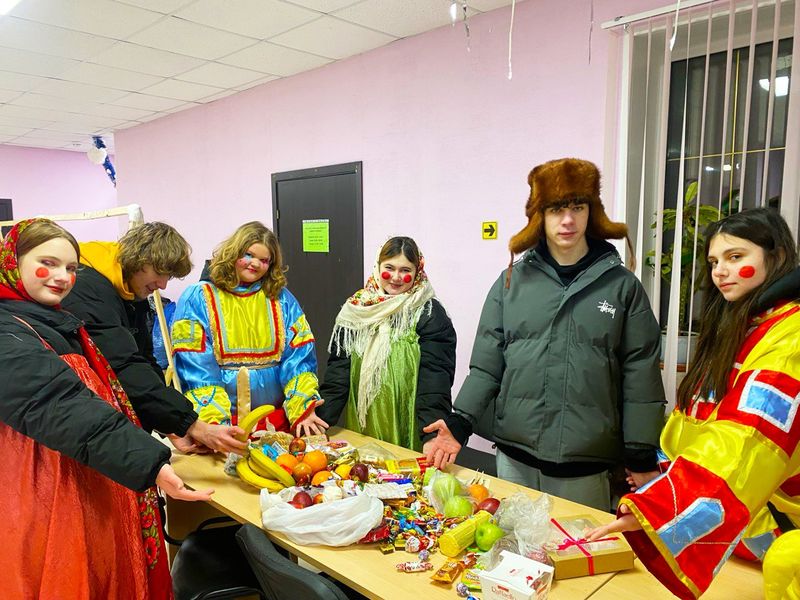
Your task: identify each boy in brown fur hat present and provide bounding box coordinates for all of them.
[424,158,666,511]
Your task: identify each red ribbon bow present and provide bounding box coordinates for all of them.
[550,518,618,576]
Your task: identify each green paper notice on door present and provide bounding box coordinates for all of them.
[302,219,329,252]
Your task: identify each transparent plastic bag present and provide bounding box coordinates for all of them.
[355,442,396,468]
[480,493,555,569]
[260,491,383,547]
[424,469,467,514]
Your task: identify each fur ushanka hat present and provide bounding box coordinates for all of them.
[505,158,631,287]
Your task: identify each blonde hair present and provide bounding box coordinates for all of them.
[17,219,80,260]
[117,222,192,281]
[209,221,287,298]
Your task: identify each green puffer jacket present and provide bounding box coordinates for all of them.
[454,244,666,465]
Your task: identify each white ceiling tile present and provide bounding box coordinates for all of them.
[268,15,395,60]
[33,79,128,103]
[0,89,23,102]
[89,42,206,77]
[197,89,239,103]
[0,17,117,61]
[0,49,79,78]
[115,120,144,130]
[0,114,56,128]
[0,136,16,143]
[136,111,172,122]
[0,124,32,136]
[285,0,363,12]
[128,17,256,60]
[334,0,475,38]
[45,119,125,132]
[111,92,186,111]
[10,0,164,38]
[234,74,279,91]
[175,62,265,88]
[163,102,199,114]
[0,70,50,92]
[114,0,197,14]
[466,0,512,12]
[140,78,225,101]
[8,137,79,149]
[13,92,99,113]
[177,0,319,39]
[58,63,163,91]
[82,103,155,120]
[220,41,331,76]
[18,129,88,142]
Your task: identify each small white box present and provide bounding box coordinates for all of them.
[478,550,554,600]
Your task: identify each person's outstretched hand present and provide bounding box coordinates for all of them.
[422,419,462,469]
[626,469,660,492]
[585,503,642,541]
[156,464,214,501]
[168,433,211,454]
[187,419,248,455]
[295,410,329,437]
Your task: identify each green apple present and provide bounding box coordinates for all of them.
[443,495,474,518]
[474,522,505,552]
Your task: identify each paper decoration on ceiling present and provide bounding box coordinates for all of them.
[87,136,116,187]
[450,1,471,50]
[507,0,517,79]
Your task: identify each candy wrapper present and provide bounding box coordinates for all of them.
[547,515,634,579]
[396,561,433,573]
[431,559,463,584]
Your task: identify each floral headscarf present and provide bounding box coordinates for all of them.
[0,219,38,302]
[329,241,435,428]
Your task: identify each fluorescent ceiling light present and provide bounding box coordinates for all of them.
[0,0,22,15]
[759,76,790,97]
[722,164,732,172]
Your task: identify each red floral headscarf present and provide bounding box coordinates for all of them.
[0,219,38,302]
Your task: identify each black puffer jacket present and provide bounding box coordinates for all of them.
[0,300,171,492]
[318,299,457,443]
[61,266,197,436]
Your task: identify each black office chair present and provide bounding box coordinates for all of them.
[170,517,264,600]
[235,524,352,600]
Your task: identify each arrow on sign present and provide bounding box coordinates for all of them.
[483,223,496,236]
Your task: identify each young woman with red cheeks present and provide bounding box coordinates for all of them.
[587,208,800,600]
[0,219,212,599]
[317,236,457,453]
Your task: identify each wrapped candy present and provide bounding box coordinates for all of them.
[431,560,463,583]
[418,549,430,561]
[455,582,470,597]
[396,561,433,572]
[405,536,421,553]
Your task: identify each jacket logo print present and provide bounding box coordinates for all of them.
[597,300,617,318]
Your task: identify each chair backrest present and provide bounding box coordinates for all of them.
[236,524,350,600]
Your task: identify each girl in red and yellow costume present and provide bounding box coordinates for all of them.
[0,219,213,599]
[172,221,326,436]
[589,208,800,599]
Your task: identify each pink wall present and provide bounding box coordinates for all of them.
[116,0,665,426]
[0,145,120,241]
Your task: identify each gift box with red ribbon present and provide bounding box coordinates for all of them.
[547,515,634,579]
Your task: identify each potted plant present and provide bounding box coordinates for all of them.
[646,180,722,364]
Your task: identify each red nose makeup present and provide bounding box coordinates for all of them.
[35,267,50,278]
[402,274,413,283]
[381,271,391,280]
[738,266,756,278]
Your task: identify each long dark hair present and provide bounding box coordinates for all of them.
[677,208,799,410]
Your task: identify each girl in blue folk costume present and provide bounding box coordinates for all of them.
[171,222,327,437]
[588,208,800,600]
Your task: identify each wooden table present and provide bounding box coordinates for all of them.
[166,427,622,600]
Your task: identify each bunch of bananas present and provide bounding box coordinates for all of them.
[235,404,295,492]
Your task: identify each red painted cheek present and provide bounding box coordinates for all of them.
[70,273,76,285]
[381,271,391,280]
[738,266,756,278]
[402,274,412,283]
[35,267,50,278]
[236,258,249,268]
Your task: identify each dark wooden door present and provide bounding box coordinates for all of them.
[0,199,12,238]
[272,162,363,382]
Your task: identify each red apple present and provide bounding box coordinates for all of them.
[289,437,306,454]
[292,491,313,508]
[287,501,305,509]
[476,497,501,515]
[349,463,370,483]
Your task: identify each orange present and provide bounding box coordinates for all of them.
[311,470,333,486]
[275,453,299,472]
[292,462,313,485]
[302,450,328,474]
[334,464,352,480]
[467,483,490,503]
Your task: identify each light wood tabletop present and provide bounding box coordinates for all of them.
[166,427,625,600]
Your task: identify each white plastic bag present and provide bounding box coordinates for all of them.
[260,492,383,547]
